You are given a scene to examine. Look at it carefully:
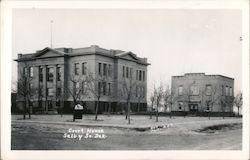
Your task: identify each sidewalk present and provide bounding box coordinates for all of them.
[11,114,242,131]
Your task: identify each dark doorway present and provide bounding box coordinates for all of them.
[189,104,198,112]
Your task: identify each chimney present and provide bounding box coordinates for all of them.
[18,53,22,59]
[110,49,116,55]
[64,48,72,53]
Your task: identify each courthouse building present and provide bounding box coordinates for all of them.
[171,73,234,114]
[15,45,149,113]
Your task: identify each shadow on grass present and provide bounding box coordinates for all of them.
[194,123,242,134]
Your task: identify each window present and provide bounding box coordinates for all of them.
[139,70,142,81]
[99,63,102,75]
[103,82,106,95]
[138,87,141,98]
[48,100,53,110]
[221,85,224,96]
[75,63,79,75]
[225,86,229,96]
[136,70,138,80]
[108,83,111,95]
[178,101,183,110]
[23,67,27,76]
[178,86,183,95]
[136,86,138,97]
[73,82,79,95]
[122,66,125,77]
[47,88,54,96]
[206,85,212,96]
[98,82,102,95]
[47,67,54,82]
[29,67,33,77]
[38,87,43,97]
[126,67,129,78]
[190,85,199,95]
[108,64,111,77]
[28,101,33,107]
[142,71,145,81]
[39,67,43,82]
[206,101,211,111]
[142,87,144,98]
[56,100,60,107]
[82,81,87,92]
[130,68,133,78]
[29,83,33,91]
[229,87,233,96]
[82,62,87,75]
[57,66,62,81]
[57,88,61,97]
[103,63,107,76]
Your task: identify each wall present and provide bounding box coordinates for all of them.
[171,73,234,113]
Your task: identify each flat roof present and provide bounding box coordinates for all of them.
[172,73,234,80]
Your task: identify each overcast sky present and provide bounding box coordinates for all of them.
[12,9,242,93]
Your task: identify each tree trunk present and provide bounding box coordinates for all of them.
[156,106,159,122]
[26,98,29,119]
[169,104,172,118]
[23,99,26,120]
[95,100,99,121]
[238,106,240,117]
[150,105,152,119]
[61,101,63,117]
[222,105,225,119]
[128,102,131,124]
[183,105,186,118]
[73,100,77,122]
[125,104,128,120]
[108,102,111,117]
[28,103,31,119]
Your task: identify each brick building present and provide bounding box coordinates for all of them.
[171,73,234,114]
[15,45,149,113]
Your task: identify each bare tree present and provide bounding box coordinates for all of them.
[16,64,35,119]
[85,73,108,121]
[119,75,137,124]
[163,85,171,114]
[234,92,242,117]
[155,84,163,122]
[203,86,221,120]
[149,86,157,119]
[166,88,177,118]
[65,75,88,121]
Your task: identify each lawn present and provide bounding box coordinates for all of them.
[11,114,242,150]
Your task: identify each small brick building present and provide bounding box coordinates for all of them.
[15,45,149,113]
[171,73,234,114]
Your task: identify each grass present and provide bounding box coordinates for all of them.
[11,121,242,150]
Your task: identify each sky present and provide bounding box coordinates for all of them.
[12,9,242,94]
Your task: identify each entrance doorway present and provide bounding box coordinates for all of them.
[189,104,198,112]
